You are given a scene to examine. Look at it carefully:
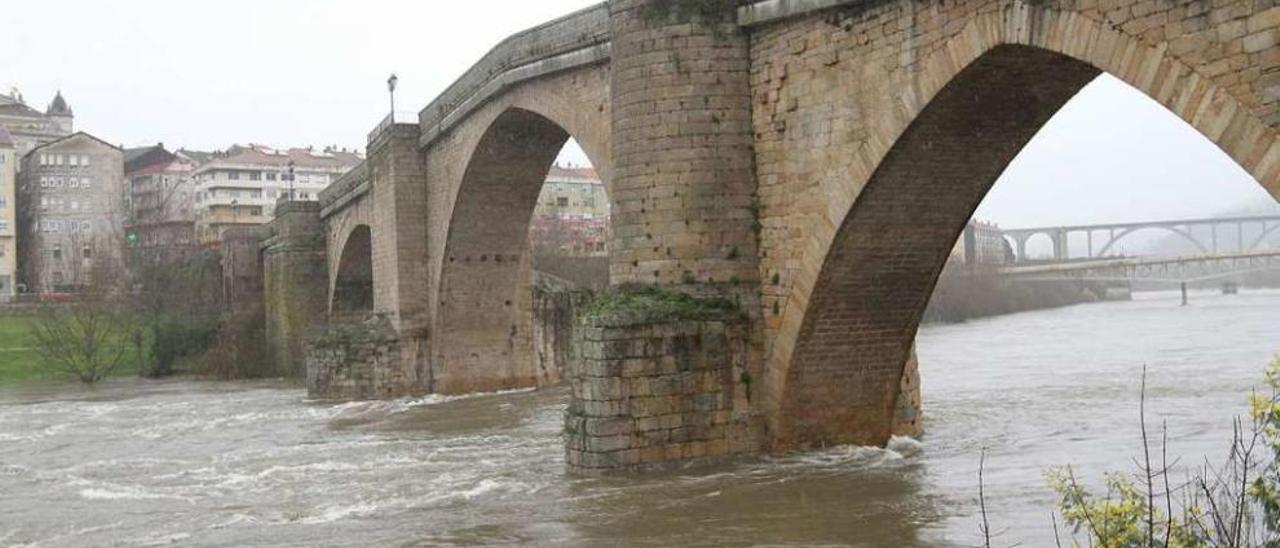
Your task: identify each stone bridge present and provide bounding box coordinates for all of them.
[263,0,1280,472]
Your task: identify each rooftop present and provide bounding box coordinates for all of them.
[547,164,600,183]
[197,144,363,171]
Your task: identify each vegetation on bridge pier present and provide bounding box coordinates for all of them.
[576,283,742,327]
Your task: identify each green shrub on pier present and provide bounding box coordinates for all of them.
[577,284,740,327]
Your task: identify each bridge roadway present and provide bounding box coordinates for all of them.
[1002,215,1280,262]
[995,249,1280,285]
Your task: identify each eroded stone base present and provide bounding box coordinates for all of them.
[891,346,924,438]
[566,320,760,474]
[306,316,420,400]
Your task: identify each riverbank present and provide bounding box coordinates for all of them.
[923,270,1102,324]
[0,314,144,385]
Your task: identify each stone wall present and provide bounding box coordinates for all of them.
[566,319,759,474]
[306,315,415,400]
[531,272,591,387]
[263,200,327,379]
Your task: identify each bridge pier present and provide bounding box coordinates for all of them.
[263,201,328,379]
[566,0,769,473]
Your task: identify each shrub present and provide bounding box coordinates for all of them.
[577,283,740,327]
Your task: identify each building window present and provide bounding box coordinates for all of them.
[249,171,261,181]
[81,155,90,167]
[82,247,92,259]
[68,155,78,167]
[52,245,62,260]
[227,171,240,180]
[266,173,277,181]
[557,197,569,207]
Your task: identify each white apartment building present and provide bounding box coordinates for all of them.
[192,144,361,244]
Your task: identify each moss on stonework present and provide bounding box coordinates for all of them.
[578,284,740,327]
[640,0,740,26]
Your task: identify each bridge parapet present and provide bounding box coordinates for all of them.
[418,3,610,148]
[318,160,368,219]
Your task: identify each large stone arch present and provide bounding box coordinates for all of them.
[758,2,1280,451]
[330,224,373,322]
[424,66,611,395]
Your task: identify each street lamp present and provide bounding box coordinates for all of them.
[285,160,296,202]
[387,73,398,118]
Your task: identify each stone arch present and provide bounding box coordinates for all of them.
[1021,231,1059,260]
[764,4,1280,451]
[330,224,373,322]
[432,106,609,394]
[1096,226,1211,257]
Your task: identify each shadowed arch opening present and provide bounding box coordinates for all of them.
[772,39,1279,451]
[434,107,607,394]
[331,225,373,322]
[776,45,1104,450]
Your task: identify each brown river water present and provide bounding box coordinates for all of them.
[1,289,1278,547]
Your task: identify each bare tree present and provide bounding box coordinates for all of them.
[29,298,129,384]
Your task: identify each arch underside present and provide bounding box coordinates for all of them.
[433,108,574,394]
[776,45,1102,449]
[331,224,373,322]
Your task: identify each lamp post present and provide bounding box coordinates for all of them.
[285,160,296,202]
[387,73,398,119]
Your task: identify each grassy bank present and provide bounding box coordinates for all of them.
[0,314,143,385]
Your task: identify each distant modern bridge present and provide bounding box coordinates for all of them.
[1003,215,1280,262]
[997,250,1280,286]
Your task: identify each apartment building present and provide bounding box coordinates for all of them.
[124,144,205,260]
[18,132,126,293]
[0,128,16,300]
[192,144,360,244]
[529,164,609,257]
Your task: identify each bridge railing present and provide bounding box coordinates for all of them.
[416,3,610,147]
[367,110,420,144]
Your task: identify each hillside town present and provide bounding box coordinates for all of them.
[0,87,607,301]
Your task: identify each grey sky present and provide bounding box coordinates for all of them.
[3,0,1275,231]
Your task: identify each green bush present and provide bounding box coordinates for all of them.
[1041,356,1280,547]
[577,284,740,327]
[143,318,217,378]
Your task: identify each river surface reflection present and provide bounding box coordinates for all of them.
[0,290,1277,547]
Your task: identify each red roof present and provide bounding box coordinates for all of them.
[547,164,599,181]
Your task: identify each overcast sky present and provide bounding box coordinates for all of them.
[3,0,1276,230]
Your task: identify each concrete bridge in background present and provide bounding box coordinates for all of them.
[257,0,1280,472]
[1003,214,1280,262]
[999,249,1280,285]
